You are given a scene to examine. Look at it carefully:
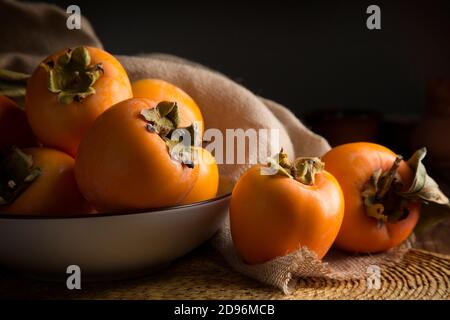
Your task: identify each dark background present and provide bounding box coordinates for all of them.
[24,0,450,158]
[32,0,450,117]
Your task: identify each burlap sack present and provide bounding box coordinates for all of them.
[214,218,414,294]
[0,0,417,293]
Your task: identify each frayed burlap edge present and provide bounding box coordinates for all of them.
[212,217,414,294]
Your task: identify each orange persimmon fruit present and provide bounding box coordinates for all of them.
[132,79,204,135]
[0,147,91,215]
[0,96,37,150]
[180,147,219,205]
[322,142,420,253]
[25,46,132,156]
[75,98,200,211]
[230,151,344,264]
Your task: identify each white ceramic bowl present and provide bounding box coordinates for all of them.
[0,192,230,281]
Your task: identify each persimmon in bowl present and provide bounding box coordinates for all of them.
[0,71,228,280]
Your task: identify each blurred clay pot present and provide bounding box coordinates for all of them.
[411,116,450,167]
[427,79,450,116]
[305,110,381,147]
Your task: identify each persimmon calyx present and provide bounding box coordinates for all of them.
[362,148,449,223]
[293,157,324,185]
[0,147,41,206]
[400,148,449,204]
[266,149,293,178]
[41,46,103,104]
[140,101,180,136]
[141,101,197,168]
[265,149,324,185]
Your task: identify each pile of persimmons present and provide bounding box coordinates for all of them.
[0,46,218,216]
[1,46,447,263]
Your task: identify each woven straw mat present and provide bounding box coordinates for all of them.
[0,245,448,300]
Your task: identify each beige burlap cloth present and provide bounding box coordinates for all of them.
[0,0,447,295]
[213,218,414,293]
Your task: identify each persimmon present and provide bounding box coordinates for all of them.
[0,96,37,150]
[132,79,204,135]
[0,147,91,215]
[25,46,133,156]
[75,98,200,211]
[230,151,344,264]
[322,142,448,253]
[180,148,219,205]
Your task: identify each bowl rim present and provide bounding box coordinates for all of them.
[0,192,232,220]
